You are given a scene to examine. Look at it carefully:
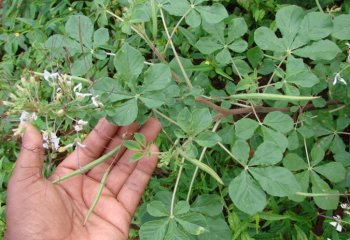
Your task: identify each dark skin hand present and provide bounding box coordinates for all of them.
[5,118,161,240]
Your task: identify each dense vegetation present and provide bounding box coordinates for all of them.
[1,0,350,239]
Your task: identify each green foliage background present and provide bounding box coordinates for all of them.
[1,0,350,239]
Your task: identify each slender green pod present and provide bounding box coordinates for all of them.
[52,145,121,184]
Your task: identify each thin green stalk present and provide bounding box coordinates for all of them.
[153,109,182,128]
[162,7,192,55]
[170,157,185,218]
[229,93,319,101]
[315,0,324,13]
[263,55,287,92]
[52,145,121,184]
[218,142,246,168]
[186,120,221,202]
[177,149,224,185]
[33,71,92,84]
[84,166,111,225]
[159,8,193,90]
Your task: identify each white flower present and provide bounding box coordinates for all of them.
[341,203,349,209]
[19,111,38,123]
[73,83,92,99]
[92,95,103,108]
[73,83,82,93]
[333,73,347,85]
[329,215,343,232]
[44,70,59,82]
[42,130,60,152]
[74,119,88,132]
[75,92,93,98]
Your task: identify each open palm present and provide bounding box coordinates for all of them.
[5,118,160,240]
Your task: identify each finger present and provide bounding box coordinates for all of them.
[11,124,44,181]
[58,118,119,170]
[86,122,139,180]
[104,118,161,195]
[116,144,159,216]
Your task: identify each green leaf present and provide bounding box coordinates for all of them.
[289,170,309,202]
[44,34,81,57]
[202,21,225,42]
[276,5,305,40]
[176,212,208,235]
[310,145,325,166]
[283,153,308,171]
[310,172,339,210]
[197,216,231,240]
[332,14,350,40]
[139,219,169,240]
[147,201,169,217]
[164,220,192,240]
[174,201,190,216]
[114,43,144,81]
[194,131,222,147]
[196,37,222,54]
[177,108,192,133]
[288,130,300,150]
[66,15,94,48]
[286,56,319,88]
[130,152,145,162]
[93,28,109,47]
[228,39,248,53]
[314,162,345,183]
[235,118,260,140]
[298,12,332,41]
[192,108,213,135]
[254,27,285,52]
[229,171,267,215]
[185,9,201,28]
[123,140,142,151]
[140,92,165,109]
[250,166,301,197]
[162,0,190,16]
[93,77,133,102]
[191,194,223,217]
[107,98,138,125]
[231,140,250,165]
[143,63,172,92]
[249,142,283,166]
[263,111,294,134]
[227,17,248,42]
[262,126,288,152]
[215,48,231,65]
[197,4,228,25]
[134,132,146,146]
[71,54,93,76]
[293,40,341,61]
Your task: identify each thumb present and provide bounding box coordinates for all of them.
[12,123,45,180]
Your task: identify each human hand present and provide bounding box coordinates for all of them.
[5,118,161,240]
